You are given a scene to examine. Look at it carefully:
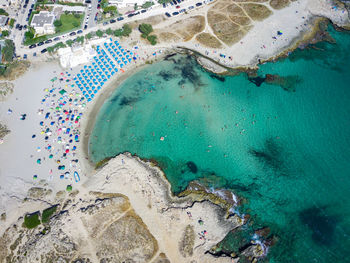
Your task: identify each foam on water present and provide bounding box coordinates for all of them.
[90,26,350,262]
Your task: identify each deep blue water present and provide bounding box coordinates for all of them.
[89,26,350,262]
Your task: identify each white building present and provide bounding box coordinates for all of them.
[109,0,149,8]
[58,44,98,68]
[31,11,55,35]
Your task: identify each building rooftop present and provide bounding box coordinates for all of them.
[31,11,55,28]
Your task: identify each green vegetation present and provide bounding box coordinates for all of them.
[9,18,15,28]
[53,19,62,27]
[95,157,112,169]
[54,13,83,33]
[28,11,39,25]
[23,205,58,229]
[66,185,72,191]
[1,30,9,37]
[142,1,154,8]
[2,39,15,62]
[147,34,157,45]
[56,1,84,6]
[157,0,172,4]
[66,39,74,46]
[24,34,48,45]
[100,0,109,9]
[75,36,84,44]
[106,28,113,35]
[96,29,104,37]
[139,23,153,37]
[23,212,41,229]
[41,206,57,223]
[134,3,138,10]
[85,32,93,39]
[0,8,8,16]
[103,5,117,15]
[47,41,66,53]
[113,24,132,37]
[139,23,157,45]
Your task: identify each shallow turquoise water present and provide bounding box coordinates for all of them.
[90,26,350,262]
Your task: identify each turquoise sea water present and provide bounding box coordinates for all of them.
[90,26,350,262]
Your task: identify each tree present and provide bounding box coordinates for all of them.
[0,8,8,16]
[157,0,172,4]
[72,21,79,27]
[142,1,154,8]
[134,3,138,10]
[114,28,123,37]
[103,6,117,14]
[106,28,113,35]
[96,30,104,37]
[85,32,93,39]
[121,24,131,37]
[66,39,74,46]
[74,13,81,19]
[101,0,109,9]
[147,35,157,45]
[76,36,84,43]
[25,31,34,39]
[54,19,62,27]
[2,30,9,37]
[139,23,153,36]
[2,39,15,62]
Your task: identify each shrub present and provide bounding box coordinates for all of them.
[24,31,34,39]
[139,23,153,36]
[121,24,131,37]
[0,8,8,16]
[2,39,15,62]
[2,30,9,37]
[147,35,157,45]
[9,18,15,28]
[41,206,57,223]
[96,29,104,37]
[54,19,62,27]
[23,212,41,229]
[106,28,113,35]
[142,1,154,8]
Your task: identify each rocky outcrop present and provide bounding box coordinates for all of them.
[0,193,159,263]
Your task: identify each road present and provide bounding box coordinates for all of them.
[15,0,209,57]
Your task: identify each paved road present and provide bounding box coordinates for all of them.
[87,0,99,28]
[16,0,209,57]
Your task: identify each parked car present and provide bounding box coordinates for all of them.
[127,13,134,18]
[29,44,36,49]
[45,39,52,44]
[69,31,76,36]
[41,48,47,54]
[165,12,171,17]
[84,24,88,29]
[54,37,60,41]
[196,2,202,6]
[110,19,116,23]
[77,30,83,34]
[33,52,36,57]
[37,41,44,46]
[176,5,180,8]
[23,54,27,59]
[141,9,146,13]
[117,16,124,21]
[179,8,186,13]
[172,11,179,15]
[103,21,108,25]
[188,5,194,9]
[19,25,23,30]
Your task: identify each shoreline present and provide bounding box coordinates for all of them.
[79,48,172,175]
